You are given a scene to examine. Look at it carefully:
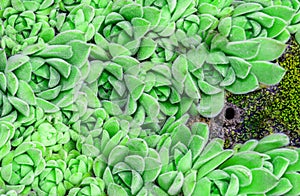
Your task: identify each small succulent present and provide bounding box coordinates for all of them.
[0,0,300,195]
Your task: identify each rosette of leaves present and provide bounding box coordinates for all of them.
[75,107,144,159]
[57,4,98,42]
[0,30,92,120]
[92,131,163,196]
[68,177,106,196]
[211,133,300,196]
[229,0,300,44]
[8,108,71,152]
[140,116,300,195]
[32,159,67,196]
[0,0,60,56]
[0,142,46,195]
[63,150,94,190]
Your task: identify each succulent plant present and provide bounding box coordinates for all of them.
[0,0,300,195]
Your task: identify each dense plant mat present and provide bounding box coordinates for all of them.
[0,0,300,195]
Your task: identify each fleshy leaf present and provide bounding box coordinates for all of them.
[250,61,285,85]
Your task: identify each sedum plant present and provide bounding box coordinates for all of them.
[0,0,300,195]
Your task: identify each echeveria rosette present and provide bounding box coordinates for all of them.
[58,4,98,42]
[92,133,163,196]
[0,142,46,195]
[0,0,60,56]
[32,159,66,196]
[144,116,300,195]
[68,177,106,196]
[63,150,93,190]
[0,31,92,121]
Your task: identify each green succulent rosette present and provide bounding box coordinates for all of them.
[32,159,66,196]
[68,177,105,196]
[0,142,46,195]
[63,150,94,190]
[142,116,300,195]
[0,0,60,56]
[0,31,92,121]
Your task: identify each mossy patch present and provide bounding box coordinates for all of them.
[226,37,300,148]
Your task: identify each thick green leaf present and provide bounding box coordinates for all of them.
[143,157,161,183]
[109,43,131,58]
[223,40,260,59]
[137,38,157,61]
[225,174,239,196]
[198,80,222,95]
[172,55,188,82]
[228,56,252,79]
[108,146,129,166]
[267,178,292,196]
[139,93,159,119]
[197,150,233,179]
[124,155,145,173]
[220,151,264,169]
[45,58,71,78]
[143,7,161,28]
[233,3,263,17]
[223,165,252,187]
[34,45,73,59]
[132,18,151,39]
[48,30,85,45]
[199,91,225,118]
[239,168,278,194]
[168,172,184,195]
[6,72,19,96]
[283,173,300,195]
[102,101,122,116]
[0,73,7,92]
[184,73,200,99]
[177,151,192,173]
[17,80,36,105]
[265,148,298,164]
[158,171,178,192]
[226,73,259,94]
[206,51,229,64]
[247,12,274,28]
[191,177,211,196]
[250,61,285,85]
[272,156,290,179]
[218,17,232,36]
[250,37,286,61]
[36,98,60,113]
[182,170,196,196]
[131,170,143,195]
[6,54,30,72]
[0,49,7,71]
[254,133,289,153]
[120,4,143,21]
[262,6,295,23]
[108,183,128,196]
[67,40,91,67]
[8,96,30,117]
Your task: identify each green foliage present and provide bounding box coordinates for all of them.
[0,0,300,195]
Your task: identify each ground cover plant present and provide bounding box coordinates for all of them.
[0,0,300,195]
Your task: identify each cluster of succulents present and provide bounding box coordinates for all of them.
[1,0,300,195]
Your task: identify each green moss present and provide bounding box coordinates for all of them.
[226,37,300,148]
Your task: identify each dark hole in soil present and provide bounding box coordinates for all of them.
[225,107,235,120]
